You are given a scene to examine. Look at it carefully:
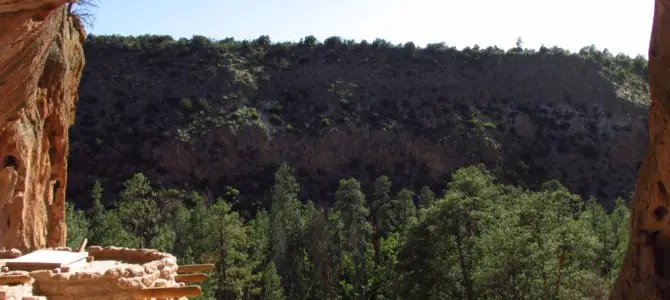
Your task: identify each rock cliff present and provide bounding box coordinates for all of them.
[0,0,85,251]
[611,0,670,297]
[70,36,649,209]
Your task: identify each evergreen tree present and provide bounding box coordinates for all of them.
[90,210,141,248]
[303,201,338,299]
[186,196,211,263]
[75,162,632,299]
[332,178,374,299]
[65,201,89,249]
[87,180,105,245]
[204,199,253,300]
[371,175,394,238]
[155,189,202,263]
[247,210,275,298]
[269,163,304,298]
[117,173,162,248]
[417,186,436,209]
[397,202,457,300]
[371,232,400,300]
[150,224,177,253]
[260,261,285,300]
[370,175,393,298]
[609,198,630,279]
[248,210,271,272]
[391,189,417,236]
[581,197,614,280]
[90,180,104,216]
[398,165,502,299]
[86,180,140,247]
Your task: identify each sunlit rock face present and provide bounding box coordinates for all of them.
[611,0,670,298]
[0,0,85,251]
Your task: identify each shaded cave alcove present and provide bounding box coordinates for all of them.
[3,155,17,169]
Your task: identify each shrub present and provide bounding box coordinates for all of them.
[270,113,283,126]
[179,98,193,110]
[324,36,343,48]
[372,38,393,49]
[197,98,209,109]
[253,35,271,49]
[403,42,416,53]
[191,35,212,51]
[302,35,318,48]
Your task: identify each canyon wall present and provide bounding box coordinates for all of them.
[0,0,85,251]
[71,36,649,210]
[611,0,670,298]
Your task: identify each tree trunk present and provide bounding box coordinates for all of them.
[610,0,670,298]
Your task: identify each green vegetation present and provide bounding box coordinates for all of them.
[67,164,629,299]
[71,35,643,298]
[82,34,649,138]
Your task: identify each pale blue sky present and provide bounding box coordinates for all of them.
[89,0,653,58]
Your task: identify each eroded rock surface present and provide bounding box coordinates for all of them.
[611,0,670,298]
[0,0,85,251]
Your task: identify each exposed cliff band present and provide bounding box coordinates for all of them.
[0,0,85,251]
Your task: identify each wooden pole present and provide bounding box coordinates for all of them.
[78,238,88,252]
[133,286,201,299]
[177,264,214,273]
[175,273,209,284]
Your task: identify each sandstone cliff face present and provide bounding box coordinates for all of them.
[0,1,85,251]
[611,0,670,298]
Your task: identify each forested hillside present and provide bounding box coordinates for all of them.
[69,35,649,211]
[66,163,630,299]
[64,35,646,298]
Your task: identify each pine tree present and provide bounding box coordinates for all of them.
[248,210,271,271]
[332,178,374,299]
[371,175,394,237]
[260,261,285,300]
[247,210,274,298]
[398,165,498,300]
[391,189,417,236]
[370,175,394,297]
[269,163,304,298]
[65,201,89,249]
[372,232,400,300]
[303,201,338,299]
[90,210,141,248]
[417,186,436,209]
[204,199,253,300]
[396,204,454,300]
[609,198,630,279]
[117,173,162,247]
[149,224,176,253]
[86,180,140,247]
[90,180,104,216]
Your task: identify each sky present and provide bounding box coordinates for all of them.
[89,0,654,58]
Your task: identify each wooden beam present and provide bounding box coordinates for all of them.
[133,286,201,299]
[0,274,32,285]
[177,264,214,273]
[78,238,88,252]
[175,273,209,284]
